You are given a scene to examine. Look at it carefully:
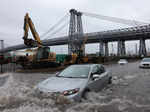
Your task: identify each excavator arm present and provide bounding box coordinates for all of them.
[23,13,42,47]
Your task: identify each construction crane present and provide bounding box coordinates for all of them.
[17,13,58,69]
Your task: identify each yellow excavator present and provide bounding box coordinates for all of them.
[64,36,88,65]
[17,13,59,69]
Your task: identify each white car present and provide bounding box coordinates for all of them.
[139,58,150,68]
[35,64,112,101]
[118,59,128,65]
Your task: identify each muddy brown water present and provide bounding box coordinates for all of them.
[0,61,150,112]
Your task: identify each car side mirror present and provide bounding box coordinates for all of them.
[55,72,60,76]
[92,74,100,80]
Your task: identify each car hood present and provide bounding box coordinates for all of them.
[140,62,150,64]
[37,77,88,92]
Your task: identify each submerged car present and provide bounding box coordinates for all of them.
[139,58,150,68]
[118,59,128,65]
[35,64,112,101]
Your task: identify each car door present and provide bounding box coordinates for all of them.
[88,65,107,91]
[98,65,109,86]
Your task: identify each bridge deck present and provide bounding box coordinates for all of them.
[1,24,150,53]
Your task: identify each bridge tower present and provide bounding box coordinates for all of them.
[117,40,126,56]
[68,9,77,55]
[68,9,84,56]
[139,38,147,56]
[76,11,85,56]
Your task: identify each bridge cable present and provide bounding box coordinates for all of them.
[82,12,149,26]
[40,13,69,39]
[43,19,69,40]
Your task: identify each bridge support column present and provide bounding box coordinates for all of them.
[117,40,126,56]
[104,42,109,56]
[139,38,147,56]
[99,40,104,56]
[121,40,126,56]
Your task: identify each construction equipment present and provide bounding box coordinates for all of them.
[18,13,58,69]
[64,36,88,65]
[75,36,88,63]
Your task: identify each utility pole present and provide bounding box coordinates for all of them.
[0,40,4,73]
[0,40,4,54]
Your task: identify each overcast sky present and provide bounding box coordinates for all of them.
[0,0,150,53]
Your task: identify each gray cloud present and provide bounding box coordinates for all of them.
[0,0,150,48]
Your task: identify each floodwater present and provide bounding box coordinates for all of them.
[0,61,150,112]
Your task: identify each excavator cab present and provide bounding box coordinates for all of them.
[35,47,50,61]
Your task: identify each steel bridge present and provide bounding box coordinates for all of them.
[1,9,150,56]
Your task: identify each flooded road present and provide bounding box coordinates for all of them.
[0,61,150,112]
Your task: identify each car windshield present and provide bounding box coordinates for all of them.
[142,58,150,62]
[57,65,90,78]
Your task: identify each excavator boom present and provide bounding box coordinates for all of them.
[23,13,42,47]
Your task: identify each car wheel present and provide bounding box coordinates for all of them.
[108,77,112,84]
[82,89,90,100]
